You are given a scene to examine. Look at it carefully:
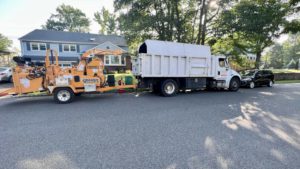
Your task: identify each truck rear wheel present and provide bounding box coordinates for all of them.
[54,88,75,104]
[229,77,240,92]
[161,79,178,97]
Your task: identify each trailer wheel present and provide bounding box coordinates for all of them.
[229,77,240,92]
[161,79,178,97]
[54,88,75,104]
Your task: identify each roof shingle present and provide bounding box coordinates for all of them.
[19,29,127,46]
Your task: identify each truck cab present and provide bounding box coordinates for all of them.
[212,56,241,90]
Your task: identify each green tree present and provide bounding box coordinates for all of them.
[114,0,231,48]
[0,34,12,52]
[196,0,232,45]
[43,4,90,32]
[94,7,117,34]
[214,0,298,69]
[114,0,199,49]
[267,33,300,69]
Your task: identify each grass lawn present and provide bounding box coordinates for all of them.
[271,69,300,73]
[276,80,300,84]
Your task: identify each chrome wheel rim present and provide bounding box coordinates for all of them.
[250,82,255,89]
[232,81,238,89]
[164,82,175,95]
[269,81,273,87]
[57,90,71,102]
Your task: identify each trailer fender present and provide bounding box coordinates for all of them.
[48,85,77,94]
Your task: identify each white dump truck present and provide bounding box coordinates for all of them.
[132,40,241,96]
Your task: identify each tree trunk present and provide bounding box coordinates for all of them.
[197,0,205,44]
[200,4,207,45]
[255,51,262,69]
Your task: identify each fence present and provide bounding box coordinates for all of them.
[274,73,300,80]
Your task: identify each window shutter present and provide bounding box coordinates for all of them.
[26,42,31,51]
[77,44,80,53]
[59,44,62,52]
[47,43,50,50]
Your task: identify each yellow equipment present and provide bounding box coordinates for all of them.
[2,49,136,103]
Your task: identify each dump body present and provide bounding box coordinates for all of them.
[133,40,215,78]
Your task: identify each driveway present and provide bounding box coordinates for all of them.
[0,84,300,169]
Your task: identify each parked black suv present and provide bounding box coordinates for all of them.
[241,70,274,88]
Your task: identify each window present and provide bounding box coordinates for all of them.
[63,44,77,52]
[219,58,226,67]
[40,43,46,50]
[70,45,76,52]
[111,55,120,64]
[31,43,46,51]
[105,55,110,65]
[104,55,126,66]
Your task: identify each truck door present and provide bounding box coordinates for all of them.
[216,58,228,80]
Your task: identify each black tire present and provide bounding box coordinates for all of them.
[160,79,178,97]
[53,88,75,104]
[8,76,13,83]
[229,77,240,91]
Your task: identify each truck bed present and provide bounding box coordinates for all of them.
[132,40,216,78]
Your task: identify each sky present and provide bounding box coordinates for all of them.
[0,0,114,50]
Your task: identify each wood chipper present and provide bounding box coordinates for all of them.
[0,49,136,103]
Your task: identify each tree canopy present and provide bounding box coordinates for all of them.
[39,2,299,68]
[114,0,231,49]
[265,33,300,69]
[213,0,299,68]
[43,4,90,32]
[94,7,117,34]
[0,33,12,52]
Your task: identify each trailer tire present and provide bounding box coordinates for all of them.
[8,76,13,83]
[54,88,75,104]
[229,77,240,92]
[161,79,178,97]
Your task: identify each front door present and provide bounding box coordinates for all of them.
[216,58,229,80]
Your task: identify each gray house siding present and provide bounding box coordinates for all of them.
[19,30,131,70]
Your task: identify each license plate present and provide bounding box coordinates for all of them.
[84,84,96,92]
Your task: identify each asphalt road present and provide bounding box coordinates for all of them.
[0,84,300,169]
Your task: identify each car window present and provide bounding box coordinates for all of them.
[256,71,262,76]
[243,70,256,76]
[0,68,6,71]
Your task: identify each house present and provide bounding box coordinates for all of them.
[245,53,256,61]
[19,29,131,72]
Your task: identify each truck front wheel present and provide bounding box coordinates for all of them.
[54,88,75,104]
[161,79,178,97]
[229,77,240,92]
